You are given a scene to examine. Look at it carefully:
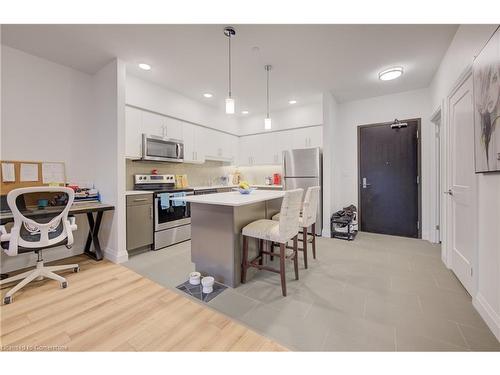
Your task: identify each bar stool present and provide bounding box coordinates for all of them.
[272,186,320,269]
[241,189,304,296]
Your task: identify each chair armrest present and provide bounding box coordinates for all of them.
[0,225,10,242]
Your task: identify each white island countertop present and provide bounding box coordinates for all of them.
[172,190,285,207]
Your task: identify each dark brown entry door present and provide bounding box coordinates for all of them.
[358,120,420,238]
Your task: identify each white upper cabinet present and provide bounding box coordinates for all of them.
[125,106,322,166]
[291,126,323,149]
[164,117,183,140]
[203,128,238,163]
[182,123,205,163]
[238,126,323,166]
[141,111,166,137]
[307,126,323,148]
[125,106,143,159]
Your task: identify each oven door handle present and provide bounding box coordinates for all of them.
[154,197,160,231]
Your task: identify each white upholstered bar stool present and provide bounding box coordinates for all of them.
[0,187,79,304]
[272,186,321,269]
[241,188,303,296]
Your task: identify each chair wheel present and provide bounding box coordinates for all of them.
[61,281,68,289]
[4,296,12,304]
[73,267,80,273]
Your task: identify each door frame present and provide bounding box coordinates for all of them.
[430,107,442,244]
[357,118,422,238]
[443,66,478,295]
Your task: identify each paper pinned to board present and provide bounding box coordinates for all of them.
[1,163,15,182]
[42,162,65,184]
[20,163,39,182]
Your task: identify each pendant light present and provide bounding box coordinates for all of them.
[264,65,272,129]
[224,27,236,114]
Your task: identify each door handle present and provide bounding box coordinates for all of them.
[444,189,453,196]
[362,177,371,189]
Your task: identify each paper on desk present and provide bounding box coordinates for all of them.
[42,162,65,184]
[20,163,39,182]
[1,163,15,182]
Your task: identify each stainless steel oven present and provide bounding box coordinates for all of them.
[142,134,184,162]
[153,190,193,250]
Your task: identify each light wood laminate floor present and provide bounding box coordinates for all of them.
[0,256,286,352]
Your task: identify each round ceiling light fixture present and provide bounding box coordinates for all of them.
[138,63,152,71]
[379,67,403,81]
[203,93,213,98]
[288,100,297,105]
[241,110,249,115]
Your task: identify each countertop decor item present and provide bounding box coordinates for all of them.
[238,187,255,195]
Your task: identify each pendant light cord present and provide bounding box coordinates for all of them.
[228,34,232,98]
[266,66,270,118]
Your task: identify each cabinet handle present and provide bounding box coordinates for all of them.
[133,198,148,202]
[150,205,153,219]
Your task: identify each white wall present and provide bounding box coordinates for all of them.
[238,102,323,136]
[429,24,500,341]
[0,45,95,271]
[89,59,127,264]
[332,88,433,240]
[430,25,499,111]
[126,75,239,135]
[0,46,126,271]
[321,91,339,237]
[1,46,94,183]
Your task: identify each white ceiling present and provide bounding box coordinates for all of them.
[1,24,458,115]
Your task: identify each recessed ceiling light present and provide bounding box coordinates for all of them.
[138,63,151,71]
[203,93,213,98]
[379,67,403,81]
[241,110,249,115]
[288,100,297,105]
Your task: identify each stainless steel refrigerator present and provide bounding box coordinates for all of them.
[282,147,322,235]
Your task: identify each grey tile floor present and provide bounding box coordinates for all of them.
[124,232,500,351]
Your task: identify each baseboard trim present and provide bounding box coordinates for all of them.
[103,247,128,264]
[473,293,500,342]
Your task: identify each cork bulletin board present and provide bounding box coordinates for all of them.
[0,160,66,205]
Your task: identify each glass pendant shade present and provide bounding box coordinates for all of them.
[225,97,235,114]
[264,117,272,130]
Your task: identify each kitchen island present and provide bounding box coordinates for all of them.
[177,190,285,287]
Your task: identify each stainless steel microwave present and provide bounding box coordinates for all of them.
[142,134,184,162]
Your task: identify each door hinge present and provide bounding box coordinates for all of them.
[435,224,440,230]
[416,130,419,139]
[470,268,473,277]
[416,176,420,184]
[417,221,420,230]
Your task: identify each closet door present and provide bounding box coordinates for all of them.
[446,74,477,295]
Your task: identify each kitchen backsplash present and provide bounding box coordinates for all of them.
[126,160,282,190]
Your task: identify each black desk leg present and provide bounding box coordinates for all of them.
[84,211,104,261]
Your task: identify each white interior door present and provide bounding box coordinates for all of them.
[447,74,477,295]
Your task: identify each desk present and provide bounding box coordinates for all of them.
[0,203,115,261]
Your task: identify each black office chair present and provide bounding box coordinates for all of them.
[0,187,79,304]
